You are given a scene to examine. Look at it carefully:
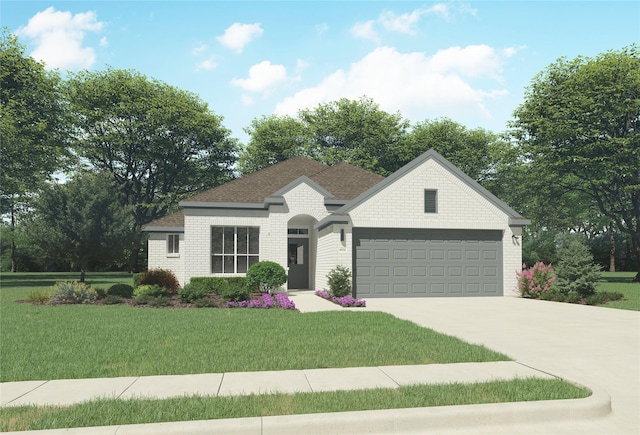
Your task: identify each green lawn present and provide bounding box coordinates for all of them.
[596,272,640,311]
[0,272,590,430]
[0,272,509,382]
[0,379,589,432]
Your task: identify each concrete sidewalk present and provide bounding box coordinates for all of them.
[1,361,555,408]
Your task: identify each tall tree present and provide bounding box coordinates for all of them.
[66,68,238,271]
[0,30,70,271]
[512,45,640,280]
[238,115,308,175]
[28,173,132,281]
[299,96,410,175]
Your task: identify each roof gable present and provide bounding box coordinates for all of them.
[317,149,529,229]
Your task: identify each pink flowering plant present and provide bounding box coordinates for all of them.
[315,290,366,307]
[225,293,296,310]
[516,262,556,298]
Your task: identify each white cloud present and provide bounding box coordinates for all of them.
[231,61,287,93]
[192,43,208,56]
[316,23,329,36]
[274,45,509,124]
[217,23,263,53]
[196,58,218,71]
[379,9,425,35]
[17,6,104,70]
[295,59,309,74]
[351,20,380,43]
[502,45,527,58]
[99,36,108,47]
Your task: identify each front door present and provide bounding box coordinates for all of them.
[287,238,309,289]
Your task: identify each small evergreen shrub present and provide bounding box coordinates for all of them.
[246,261,287,293]
[217,279,250,302]
[516,262,556,298]
[102,295,123,305]
[133,284,172,299]
[147,296,172,307]
[327,265,352,297]
[49,281,97,304]
[193,297,218,308]
[555,237,601,297]
[135,269,180,294]
[107,283,134,298]
[132,272,145,288]
[585,291,624,306]
[94,288,107,299]
[179,282,211,303]
[26,289,53,304]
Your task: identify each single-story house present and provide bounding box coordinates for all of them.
[143,149,529,297]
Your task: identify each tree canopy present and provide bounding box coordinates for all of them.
[512,45,640,279]
[66,68,239,271]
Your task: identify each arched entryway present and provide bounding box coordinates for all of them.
[287,215,317,290]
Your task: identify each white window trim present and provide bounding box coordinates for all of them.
[211,226,259,274]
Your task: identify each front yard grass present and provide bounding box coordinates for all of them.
[1,272,509,382]
[596,272,640,311]
[0,378,589,432]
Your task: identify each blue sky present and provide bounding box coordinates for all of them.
[3,1,638,144]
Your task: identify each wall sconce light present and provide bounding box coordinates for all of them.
[512,234,520,245]
[340,229,345,242]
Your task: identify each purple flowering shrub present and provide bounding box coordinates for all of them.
[225,293,296,310]
[315,290,366,307]
[516,262,556,298]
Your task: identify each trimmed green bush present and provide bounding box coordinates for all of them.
[327,265,352,297]
[94,288,107,299]
[585,291,624,305]
[193,297,218,308]
[133,284,172,299]
[102,295,123,305]
[178,282,210,303]
[49,281,97,304]
[107,283,134,298]
[26,289,53,304]
[246,261,287,294]
[135,269,180,294]
[217,279,250,302]
[132,272,145,288]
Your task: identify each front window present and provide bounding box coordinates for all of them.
[167,234,180,255]
[211,226,259,273]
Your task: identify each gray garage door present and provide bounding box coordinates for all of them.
[353,228,503,298]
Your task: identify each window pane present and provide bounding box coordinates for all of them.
[224,255,234,273]
[299,229,309,235]
[224,227,235,254]
[237,256,248,273]
[212,256,222,273]
[249,256,259,268]
[249,227,259,254]
[237,227,248,254]
[211,227,223,254]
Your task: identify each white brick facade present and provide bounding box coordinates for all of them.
[146,150,526,295]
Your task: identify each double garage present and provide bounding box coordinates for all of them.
[353,228,503,298]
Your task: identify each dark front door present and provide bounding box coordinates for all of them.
[288,238,309,289]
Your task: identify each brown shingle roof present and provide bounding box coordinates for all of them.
[145,157,384,228]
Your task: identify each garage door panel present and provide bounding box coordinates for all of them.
[354,228,502,298]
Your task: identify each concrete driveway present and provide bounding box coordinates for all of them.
[366,296,640,434]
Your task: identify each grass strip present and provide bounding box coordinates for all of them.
[0,378,589,432]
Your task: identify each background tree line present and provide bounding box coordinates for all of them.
[1,28,638,280]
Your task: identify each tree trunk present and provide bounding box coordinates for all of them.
[10,203,17,272]
[128,232,143,273]
[609,222,616,272]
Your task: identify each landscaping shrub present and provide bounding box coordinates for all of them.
[135,269,180,294]
[315,289,366,307]
[102,295,123,305]
[132,272,145,288]
[555,236,601,297]
[107,283,134,298]
[585,291,624,306]
[49,281,97,304]
[26,289,53,304]
[133,284,172,299]
[216,279,250,302]
[327,265,352,297]
[193,297,218,308]
[94,288,107,299]
[516,262,556,298]
[246,261,287,293]
[147,296,172,307]
[178,282,211,303]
